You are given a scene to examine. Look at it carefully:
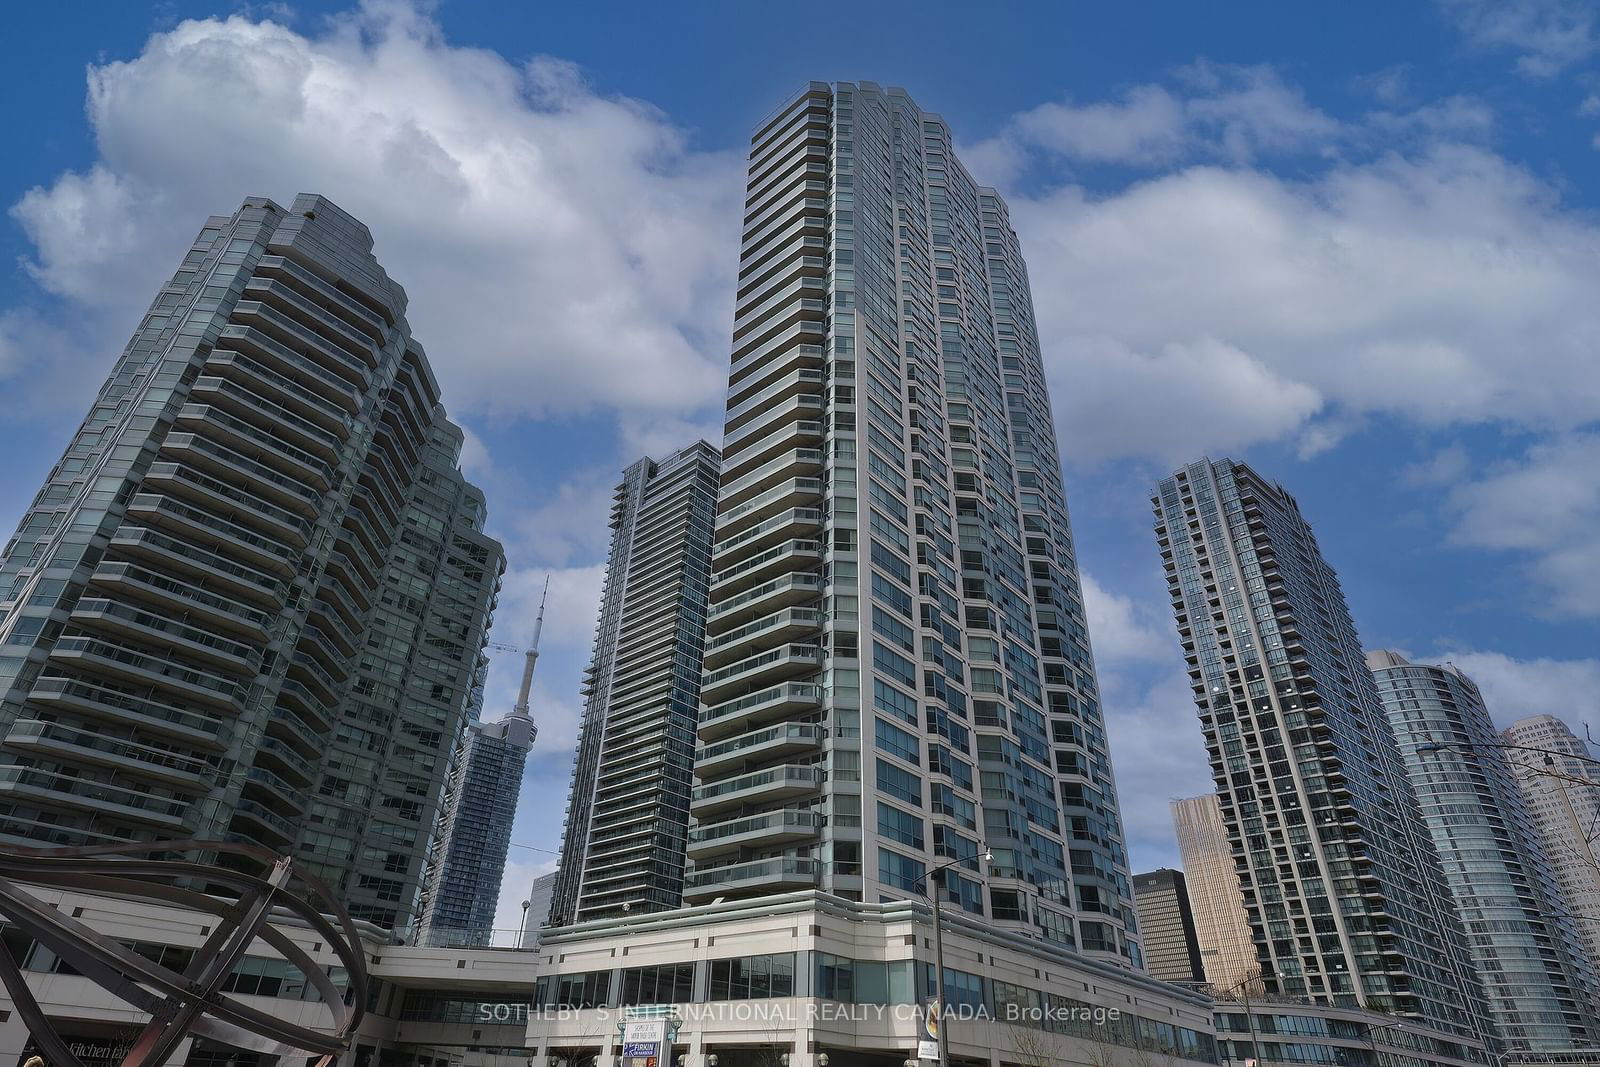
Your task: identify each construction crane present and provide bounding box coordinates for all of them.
[485,575,549,719]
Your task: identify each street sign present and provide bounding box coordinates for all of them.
[917,1040,941,1061]
[621,1020,671,1067]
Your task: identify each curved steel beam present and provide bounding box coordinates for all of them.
[0,839,368,1067]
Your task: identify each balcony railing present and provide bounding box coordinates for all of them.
[684,856,818,892]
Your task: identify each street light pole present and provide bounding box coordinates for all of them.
[1362,1020,1405,1067]
[1212,971,1265,1067]
[932,884,947,1067]
[917,847,992,1067]
[1416,738,1600,771]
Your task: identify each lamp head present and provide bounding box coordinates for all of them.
[982,848,994,862]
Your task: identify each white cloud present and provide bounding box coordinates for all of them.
[1102,668,1215,869]
[503,474,619,569]
[970,64,1340,177]
[1080,573,1213,868]
[1400,443,1472,487]
[1010,145,1600,464]
[1044,335,1322,465]
[1439,0,1599,77]
[1081,572,1177,664]
[1435,649,1600,733]
[1446,434,1600,617]
[9,2,741,422]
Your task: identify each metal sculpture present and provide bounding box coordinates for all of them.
[0,838,367,1067]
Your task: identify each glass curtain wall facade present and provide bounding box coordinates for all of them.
[1171,793,1260,992]
[549,442,721,924]
[1369,651,1600,1049]
[419,711,535,942]
[1152,459,1486,1034]
[0,195,503,929]
[685,81,1139,966]
[1501,714,1600,1010]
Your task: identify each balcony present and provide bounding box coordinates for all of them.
[712,507,824,570]
[160,431,321,517]
[719,418,825,483]
[48,636,244,710]
[26,674,228,749]
[739,207,827,273]
[722,394,825,460]
[715,476,824,535]
[229,300,372,388]
[707,572,823,629]
[69,596,261,676]
[3,718,213,788]
[189,375,346,462]
[242,277,380,368]
[201,350,352,431]
[88,561,272,641]
[298,625,352,681]
[0,765,191,829]
[724,368,826,433]
[690,763,821,816]
[175,404,335,490]
[683,856,818,897]
[242,765,302,807]
[718,449,825,510]
[323,552,375,612]
[699,643,822,705]
[266,704,325,752]
[107,525,285,607]
[233,797,296,842]
[731,276,825,343]
[141,461,313,548]
[686,808,819,859]
[709,539,822,597]
[213,325,361,412]
[698,682,824,740]
[254,255,390,339]
[254,734,315,785]
[695,722,824,777]
[703,606,824,668]
[282,665,338,720]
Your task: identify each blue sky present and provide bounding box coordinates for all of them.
[3,0,1599,933]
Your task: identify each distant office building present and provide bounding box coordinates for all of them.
[1153,459,1485,1036]
[682,80,1140,965]
[520,870,558,948]
[1371,651,1600,1049]
[0,195,503,929]
[419,712,535,943]
[421,585,548,942]
[549,442,721,924]
[1502,714,1600,1000]
[1133,868,1204,984]
[1172,793,1259,992]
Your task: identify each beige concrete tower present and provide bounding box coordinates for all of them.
[1171,793,1259,991]
[1502,714,1600,1003]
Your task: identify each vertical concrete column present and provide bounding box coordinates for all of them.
[0,1011,33,1066]
[788,1027,815,1067]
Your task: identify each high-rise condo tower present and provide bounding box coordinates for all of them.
[0,195,504,929]
[549,442,721,924]
[685,81,1138,964]
[1152,458,1484,1033]
[1370,651,1599,1048]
